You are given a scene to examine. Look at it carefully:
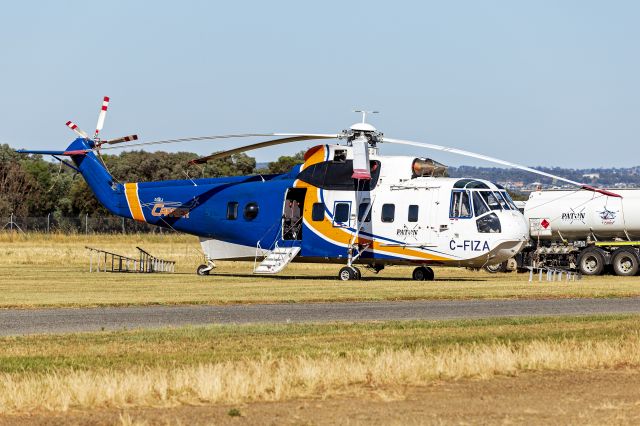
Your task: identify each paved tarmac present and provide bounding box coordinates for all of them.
[2,297,640,336]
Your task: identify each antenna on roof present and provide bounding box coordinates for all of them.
[353,110,379,124]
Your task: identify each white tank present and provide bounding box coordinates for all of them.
[524,189,640,241]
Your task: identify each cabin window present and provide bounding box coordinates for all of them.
[358,203,372,223]
[226,202,238,220]
[381,204,395,223]
[334,202,350,224]
[408,205,419,222]
[311,203,325,221]
[477,213,501,233]
[450,190,472,218]
[333,149,347,162]
[243,202,259,220]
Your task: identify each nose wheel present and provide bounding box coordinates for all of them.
[412,266,434,281]
[338,266,361,281]
[196,259,216,276]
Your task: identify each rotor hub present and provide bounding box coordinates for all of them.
[349,122,377,132]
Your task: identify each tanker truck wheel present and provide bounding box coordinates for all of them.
[577,248,605,275]
[612,248,639,276]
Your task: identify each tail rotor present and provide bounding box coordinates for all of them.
[94,96,110,139]
[65,96,138,151]
[65,121,90,139]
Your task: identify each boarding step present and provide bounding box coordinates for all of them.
[254,246,301,274]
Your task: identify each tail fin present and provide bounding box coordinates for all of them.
[65,138,128,216]
[18,138,128,217]
[47,138,131,217]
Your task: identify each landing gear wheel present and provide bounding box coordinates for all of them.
[338,266,360,281]
[196,264,211,276]
[412,266,435,281]
[612,248,639,276]
[372,264,385,273]
[353,267,361,280]
[484,261,507,273]
[577,248,605,276]
[424,267,434,281]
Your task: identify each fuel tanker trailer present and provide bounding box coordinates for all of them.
[520,189,640,276]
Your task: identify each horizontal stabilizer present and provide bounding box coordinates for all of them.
[15,149,68,156]
[62,149,89,156]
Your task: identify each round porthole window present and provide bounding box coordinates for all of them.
[244,202,259,220]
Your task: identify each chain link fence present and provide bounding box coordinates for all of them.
[0,214,171,234]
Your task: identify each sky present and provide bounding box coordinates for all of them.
[0,0,638,168]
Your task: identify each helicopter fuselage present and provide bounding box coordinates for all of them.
[67,139,528,270]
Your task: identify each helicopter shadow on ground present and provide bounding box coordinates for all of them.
[192,272,487,282]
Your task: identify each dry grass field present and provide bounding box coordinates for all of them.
[3,232,640,424]
[2,232,640,308]
[1,315,640,418]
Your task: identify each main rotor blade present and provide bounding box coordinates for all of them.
[188,134,339,165]
[383,137,621,198]
[65,121,89,139]
[351,136,371,180]
[97,133,337,152]
[104,134,139,145]
[94,96,110,139]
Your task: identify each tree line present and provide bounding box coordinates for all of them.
[449,165,640,187]
[5,141,635,218]
[0,144,304,217]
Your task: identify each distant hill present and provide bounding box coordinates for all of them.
[448,166,640,191]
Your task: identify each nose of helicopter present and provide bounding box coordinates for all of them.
[487,210,530,264]
[504,209,529,242]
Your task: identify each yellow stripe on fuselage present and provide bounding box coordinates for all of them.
[124,183,145,222]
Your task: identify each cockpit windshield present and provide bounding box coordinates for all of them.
[500,191,519,210]
[472,192,490,216]
[495,192,511,210]
[478,191,503,211]
[451,188,519,218]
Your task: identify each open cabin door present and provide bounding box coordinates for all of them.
[282,188,306,241]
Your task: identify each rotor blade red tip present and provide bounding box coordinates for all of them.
[105,134,138,145]
[352,169,372,180]
[581,185,622,198]
[66,120,89,138]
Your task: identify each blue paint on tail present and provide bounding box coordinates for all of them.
[65,138,128,217]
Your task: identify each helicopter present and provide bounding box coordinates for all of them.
[17,98,620,281]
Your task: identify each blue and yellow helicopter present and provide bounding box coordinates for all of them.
[17,98,617,280]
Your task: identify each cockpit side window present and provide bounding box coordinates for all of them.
[472,192,489,217]
[477,213,501,233]
[450,190,472,218]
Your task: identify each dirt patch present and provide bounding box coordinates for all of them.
[4,369,640,425]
